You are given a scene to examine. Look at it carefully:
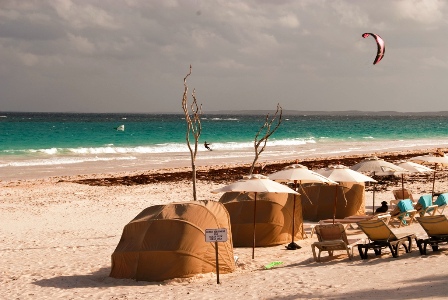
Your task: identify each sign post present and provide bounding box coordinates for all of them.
[205,228,228,284]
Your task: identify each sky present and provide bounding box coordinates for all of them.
[2,0,448,113]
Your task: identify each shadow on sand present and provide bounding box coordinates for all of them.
[32,267,161,289]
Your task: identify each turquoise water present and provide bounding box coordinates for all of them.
[1,112,448,173]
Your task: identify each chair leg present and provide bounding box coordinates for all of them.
[358,244,368,259]
[346,247,352,260]
[310,225,315,238]
[416,239,427,255]
[430,242,439,252]
[389,244,399,258]
[402,243,409,253]
[312,244,318,262]
[373,247,382,255]
[408,236,415,252]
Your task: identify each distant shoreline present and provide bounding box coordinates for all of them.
[2,110,448,116]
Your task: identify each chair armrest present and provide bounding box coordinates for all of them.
[425,205,439,216]
[376,213,391,225]
[389,199,400,209]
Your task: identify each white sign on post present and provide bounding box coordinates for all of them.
[205,228,228,284]
[205,228,228,242]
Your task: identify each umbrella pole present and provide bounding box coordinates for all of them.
[286,181,301,250]
[333,184,338,224]
[401,174,405,200]
[432,164,437,199]
[373,183,376,213]
[252,192,257,259]
[372,171,376,213]
[292,181,296,244]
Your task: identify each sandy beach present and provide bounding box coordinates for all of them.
[1,148,448,299]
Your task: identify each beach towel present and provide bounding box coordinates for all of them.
[264,261,283,269]
[435,193,448,206]
[397,199,414,225]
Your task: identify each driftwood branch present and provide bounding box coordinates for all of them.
[181,65,202,200]
[249,104,283,175]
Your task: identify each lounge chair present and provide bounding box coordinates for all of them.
[393,188,415,202]
[416,215,448,255]
[318,213,391,228]
[414,194,438,217]
[389,199,400,210]
[357,219,416,259]
[389,199,417,228]
[434,193,448,214]
[311,223,358,262]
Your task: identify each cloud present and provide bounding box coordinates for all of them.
[68,33,96,54]
[17,52,39,66]
[395,0,446,25]
[53,0,121,30]
[2,0,448,113]
[331,1,370,28]
[279,13,300,29]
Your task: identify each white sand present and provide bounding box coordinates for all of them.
[1,165,448,299]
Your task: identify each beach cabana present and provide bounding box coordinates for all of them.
[315,165,375,222]
[269,164,336,250]
[219,191,304,249]
[213,174,298,259]
[109,200,235,282]
[300,182,366,222]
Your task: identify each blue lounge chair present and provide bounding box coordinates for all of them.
[415,194,438,217]
[434,193,448,214]
[389,199,417,228]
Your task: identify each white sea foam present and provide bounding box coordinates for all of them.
[0,156,136,168]
[209,117,239,121]
[36,148,59,155]
[3,137,448,170]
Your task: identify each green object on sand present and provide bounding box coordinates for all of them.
[264,261,283,269]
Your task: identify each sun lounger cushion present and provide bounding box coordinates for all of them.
[418,194,433,208]
[415,194,436,215]
[390,199,412,216]
[435,193,448,206]
[398,199,414,211]
[396,199,414,225]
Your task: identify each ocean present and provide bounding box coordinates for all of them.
[2,112,448,180]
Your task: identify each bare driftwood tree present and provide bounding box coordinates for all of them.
[182,65,202,200]
[249,104,283,175]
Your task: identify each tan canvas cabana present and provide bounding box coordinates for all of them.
[301,183,365,222]
[219,192,304,247]
[110,200,235,282]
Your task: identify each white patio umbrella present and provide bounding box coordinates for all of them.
[410,155,448,198]
[396,161,434,198]
[269,164,337,250]
[316,165,377,222]
[212,174,299,259]
[398,161,435,173]
[317,165,378,183]
[350,157,408,211]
